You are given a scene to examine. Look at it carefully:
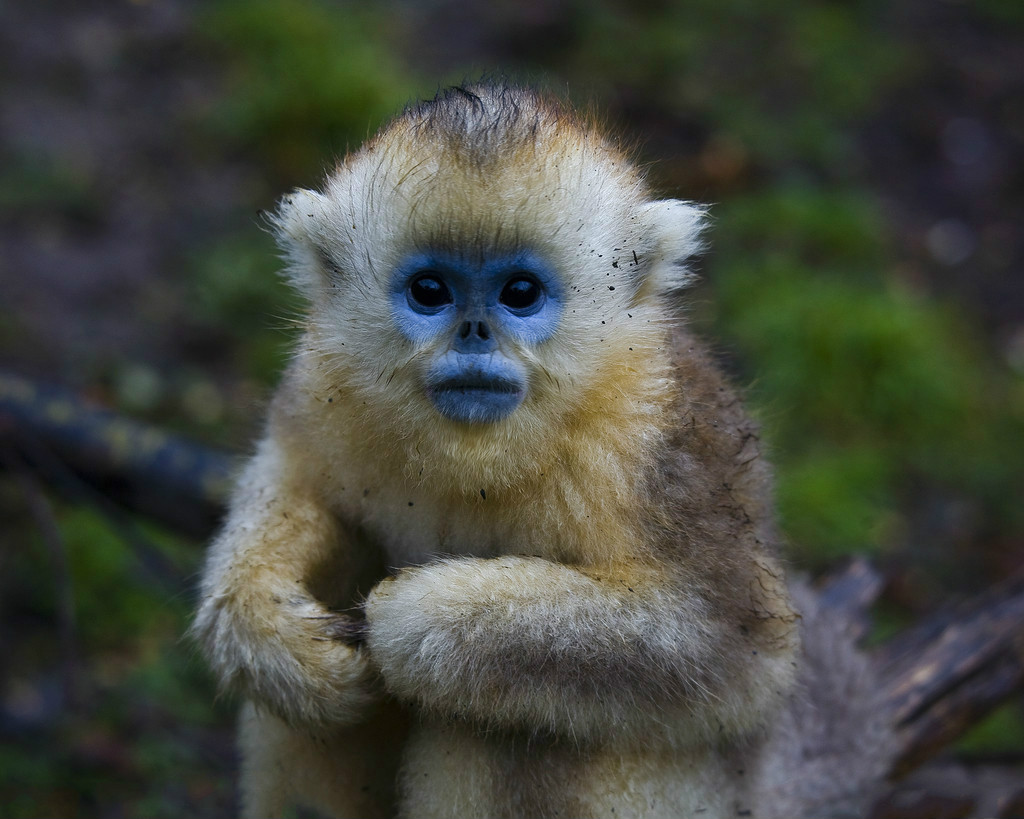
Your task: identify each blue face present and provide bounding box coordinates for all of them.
[390,250,563,424]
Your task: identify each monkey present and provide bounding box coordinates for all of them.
[191,83,801,819]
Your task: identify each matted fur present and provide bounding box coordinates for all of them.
[193,84,801,818]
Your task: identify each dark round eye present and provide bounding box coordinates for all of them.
[499,277,542,312]
[409,275,452,310]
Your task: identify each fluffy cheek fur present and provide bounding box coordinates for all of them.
[296,305,676,499]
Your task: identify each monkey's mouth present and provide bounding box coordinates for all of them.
[427,377,525,423]
[432,377,522,396]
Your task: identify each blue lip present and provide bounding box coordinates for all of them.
[431,377,522,395]
[427,377,524,423]
[425,351,528,424]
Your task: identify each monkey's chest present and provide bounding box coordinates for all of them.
[340,486,517,568]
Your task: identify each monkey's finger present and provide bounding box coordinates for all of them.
[311,613,368,647]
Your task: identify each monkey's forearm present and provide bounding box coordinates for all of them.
[191,446,380,727]
[365,556,795,746]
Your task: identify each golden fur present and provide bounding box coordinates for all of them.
[193,84,800,818]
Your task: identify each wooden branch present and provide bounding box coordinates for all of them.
[817,560,1024,782]
[0,371,235,537]
[875,572,1024,777]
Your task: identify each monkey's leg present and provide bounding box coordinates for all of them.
[397,718,753,819]
[239,700,408,819]
[395,719,504,819]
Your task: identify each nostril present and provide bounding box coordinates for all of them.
[459,321,491,341]
[454,320,496,351]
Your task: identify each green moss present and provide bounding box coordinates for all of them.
[0,499,232,816]
[776,447,895,558]
[195,0,419,182]
[568,0,910,165]
[707,187,1024,561]
[55,508,193,647]
[0,153,100,219]
[975,0,1024,26]
[187,231,298,384]
[713,188,887,274]
[957,702,1024,755]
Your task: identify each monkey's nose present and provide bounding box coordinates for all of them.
[459,320,490,340]
[453,320,497,353]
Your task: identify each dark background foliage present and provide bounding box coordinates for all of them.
[1,1,1022,815]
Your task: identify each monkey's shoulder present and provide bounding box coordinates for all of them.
[656,331,771,493]
[640,333,783,583]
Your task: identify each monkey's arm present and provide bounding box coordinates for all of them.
[191,437,379,727]
[364,554,797,746]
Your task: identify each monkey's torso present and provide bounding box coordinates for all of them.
[230,328,798,818]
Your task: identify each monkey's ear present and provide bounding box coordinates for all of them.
[271,188,335,300]
[638,199,707,294]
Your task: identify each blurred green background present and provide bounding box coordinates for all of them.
[1,0,1022,815]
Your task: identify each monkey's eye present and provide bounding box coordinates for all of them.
[408,275,453,310]
[499,277,543,313]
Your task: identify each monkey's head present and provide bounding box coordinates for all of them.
[273,85,704,479]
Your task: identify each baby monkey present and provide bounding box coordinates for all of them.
[193,83,799,819]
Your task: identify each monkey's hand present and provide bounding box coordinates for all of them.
[193,585,378,728]
[365,555,797,747]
